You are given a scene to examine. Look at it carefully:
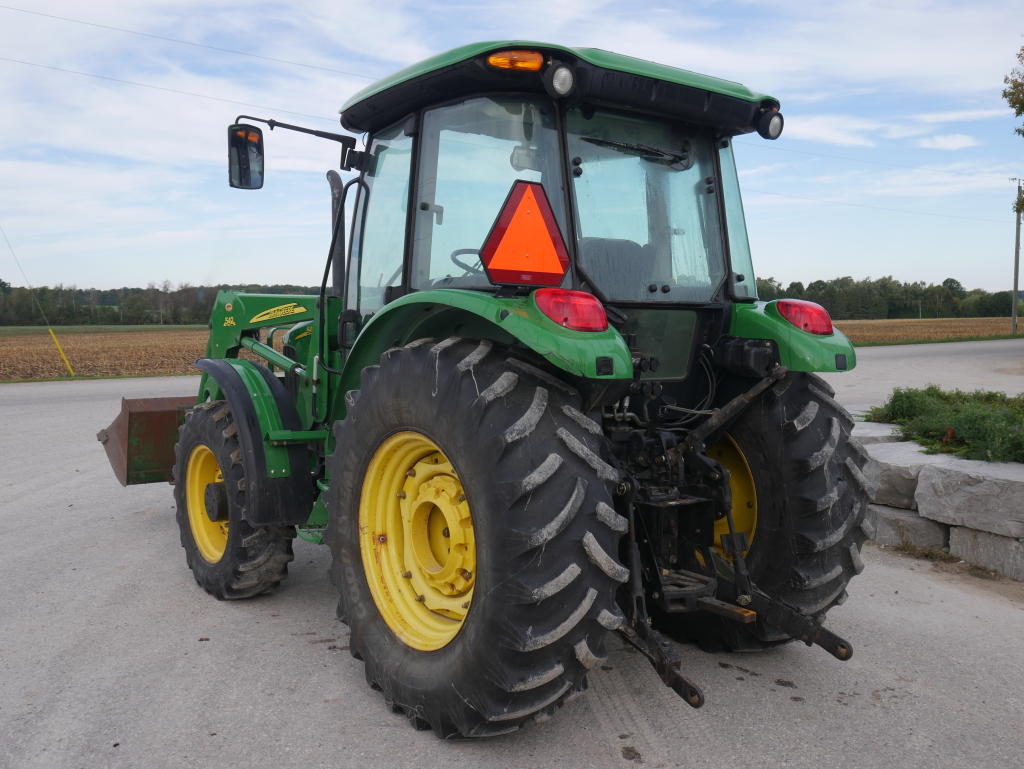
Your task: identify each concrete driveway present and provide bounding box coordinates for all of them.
[820,337,1024,414]
[2,345,1023,769]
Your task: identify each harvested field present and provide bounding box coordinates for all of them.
[1,318,1019,380]
[0,329,207,380]
[835,317,1018,345]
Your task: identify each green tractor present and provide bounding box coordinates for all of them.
[99,42,871,738]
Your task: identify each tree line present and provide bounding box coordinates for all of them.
[0,280,320,326]
[0,276,1020,326]
[756,276,1021,320]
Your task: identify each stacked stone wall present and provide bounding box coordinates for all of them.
[854,423,1024,581]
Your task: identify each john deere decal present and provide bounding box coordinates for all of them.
[249,303,309,324]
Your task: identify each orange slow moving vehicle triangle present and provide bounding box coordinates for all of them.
[480,181,569,285]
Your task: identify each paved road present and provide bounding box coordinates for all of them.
[820,337,1024,414]
[3,347,1024,769]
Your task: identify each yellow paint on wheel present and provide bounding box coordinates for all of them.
[708,434,757,559]
[185,444,229,563]
[359,432,476,651]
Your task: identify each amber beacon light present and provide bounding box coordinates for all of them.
[486,50,545,71]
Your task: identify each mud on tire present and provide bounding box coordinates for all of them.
[675,372,873,650]
[327,338,628,738]
[172,400,295,600]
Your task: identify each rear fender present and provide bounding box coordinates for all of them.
[729,301,857,373]
[332,289,633,421]
[196,358,313,526]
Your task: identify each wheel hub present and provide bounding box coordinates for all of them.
[708,434,757,559]
[407,469,473,597]
[204,481,229,523]
[185,444,229,563]
[359,432,476,651]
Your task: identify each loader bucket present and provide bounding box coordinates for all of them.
[97,397,196,485]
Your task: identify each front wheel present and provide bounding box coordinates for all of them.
[327,339,629,737]
[172,400,295,599]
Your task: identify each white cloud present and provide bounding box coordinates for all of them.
[917,134,980,150]
[913,108,1010,124]
[795,161,1006,200]
[781,115,881,147]
[739,163,789,179]
[1,0,1020,293]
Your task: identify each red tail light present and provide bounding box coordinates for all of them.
[534,289,608,332]
[776,299,833,335]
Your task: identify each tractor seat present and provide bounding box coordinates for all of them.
[578,238,667,301]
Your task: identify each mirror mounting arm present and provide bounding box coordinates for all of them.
[234,114,362,171]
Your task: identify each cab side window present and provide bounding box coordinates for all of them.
[349,122,413,319]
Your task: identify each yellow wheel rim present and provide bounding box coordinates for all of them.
[707,434,757,559]
[185,444,229,563]
[359,431,475,651]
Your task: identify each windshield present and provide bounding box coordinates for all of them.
[566,108,727,303]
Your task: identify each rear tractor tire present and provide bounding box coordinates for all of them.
[675,372,873,650]
[327,338,629,738]
[172,400,295,600]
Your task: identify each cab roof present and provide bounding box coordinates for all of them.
[339,40,779,136]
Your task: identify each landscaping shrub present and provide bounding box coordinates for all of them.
[867,386,1024,463]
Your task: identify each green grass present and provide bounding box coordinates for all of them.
[854,333,1022,347]
[0,324,206,336]
[866,386,1024,463]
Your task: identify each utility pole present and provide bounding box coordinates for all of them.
[1013,178,1022,336]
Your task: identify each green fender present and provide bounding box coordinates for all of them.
[197,358,300,479]
[333,289,633,420]
[729,301,857,372]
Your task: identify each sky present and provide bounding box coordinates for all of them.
[1,0,1022,294]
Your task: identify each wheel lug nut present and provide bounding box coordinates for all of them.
[415,595,425,602]
[461,569,472,580]
[402,571,412,578]
[456,493,466,503]
[405,468,416,477]
[377,534,387,544]
[442,527,450,538]
[461,601,470,609]
[396,491,406,499]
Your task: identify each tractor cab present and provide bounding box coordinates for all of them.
[225,42,789,383]
[337,43,776,350]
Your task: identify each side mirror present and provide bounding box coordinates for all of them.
[228,124,264,189]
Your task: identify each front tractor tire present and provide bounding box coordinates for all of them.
[327,338,629,738]
[681,373,873,650]
[172,401,295,600]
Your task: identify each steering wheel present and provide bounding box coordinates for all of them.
[450,248,484,276]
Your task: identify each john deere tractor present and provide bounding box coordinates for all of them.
[99,42,872,738]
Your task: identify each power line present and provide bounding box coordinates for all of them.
[745,188,1007,224]
[0,55,338,123]
[2,220,76,374]
[1,220,51,324]
[0,3,376,80]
